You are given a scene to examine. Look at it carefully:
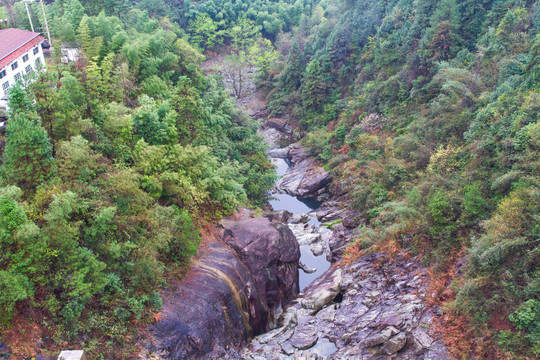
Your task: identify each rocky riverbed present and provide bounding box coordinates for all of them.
[144,117,450,360]
[231,122,450,359]
[237,250,449,360]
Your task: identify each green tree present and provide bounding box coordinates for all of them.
[2,85,55,191]
[188,14,226,50]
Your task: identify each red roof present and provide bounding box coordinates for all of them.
[0,28,45,69]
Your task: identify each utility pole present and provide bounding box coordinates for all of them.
[39,0,51,45]
[22,0,52,46]
[23,0,34,32]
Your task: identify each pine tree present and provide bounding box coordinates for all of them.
[77,16,93,57]
[66,0,85,29]
[2,85,55,191]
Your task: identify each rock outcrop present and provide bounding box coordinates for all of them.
[263,118,293,135]
[220,217,300,316]
[257,137,448,359]
[279,145,332,199]
[148,212,300,359]
[239,252,449,360]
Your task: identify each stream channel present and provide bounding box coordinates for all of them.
[268,157,331,291]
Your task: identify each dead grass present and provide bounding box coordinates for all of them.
[1,307,58,359]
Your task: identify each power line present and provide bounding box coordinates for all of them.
[22,0,51,46]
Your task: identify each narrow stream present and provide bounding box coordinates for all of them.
[269,157,331,290]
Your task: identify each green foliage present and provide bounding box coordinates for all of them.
[461,183,488,224]
[133,141,247,214]
[455,187,540,355]
[265,0,539,357]
[428,189,457,235]
[0,0,276,354]
[180,0,304,41]
[188,14,227,51]
[133,95,177,145]
[2,85,56,191]
[3,0,536,357]
[0,270,30,324]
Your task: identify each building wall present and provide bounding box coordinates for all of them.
[0,41,47,109]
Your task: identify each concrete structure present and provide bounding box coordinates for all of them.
[57,350,86,360]
[60,42,81,64]
[0,28,47,112]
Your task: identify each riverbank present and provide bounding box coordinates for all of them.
[142,56,451,359]
[233,125,450,359]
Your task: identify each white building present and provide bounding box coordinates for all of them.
[0,28,47,114]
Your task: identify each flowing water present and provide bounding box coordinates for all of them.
[269,157,331,290]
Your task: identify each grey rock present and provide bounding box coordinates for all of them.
[265,210,292,223]
[341,210,363,228]
[249,105,269,119]
[258,328,285,344]
[398,302,424,317]
[424,340,451,360]
[281,342,295,355]
[320,307,337,322]
[224,153,451,360]
[328,224,353,261]
[267,147,291,159]
[363,326,399,348]
[279,147,333,199]
[311,243,325,256]
[264,118,292,134]
[289,213,309,224]
[362,290,381,307]
[150,211,300,359]
[299,261,317,274]
[287,145,307,165]
[287,222,324,251]
[258,127,284,148]
[301,269,342,311]
[380,315,405,329]
[381,332,407,355]
[411,328,433,349]
[290,332,319,350]
[57,351,86,360]
[280,307,298,329]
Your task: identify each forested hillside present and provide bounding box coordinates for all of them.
[0,0,538,358]
[0,0,277,357]
[255,0,538,358]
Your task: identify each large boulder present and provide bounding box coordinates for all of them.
[220,217,300,315]
[279,146,332,199]
[150,214,300,359]
[328,224,354,262]
[263,118,292,134]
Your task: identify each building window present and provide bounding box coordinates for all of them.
[11,61,18,71]
[14,73,21,82]
[2,81,9,92]
[33,47,39,55]
[25,65,32,74]
[23,54,29,62]
[0,69,5,79]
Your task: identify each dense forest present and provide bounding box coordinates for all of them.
[0,0,279,357]
[0,0,539,358]
[258,0,539,358]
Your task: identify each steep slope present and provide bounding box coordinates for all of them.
[261,0,539,358]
